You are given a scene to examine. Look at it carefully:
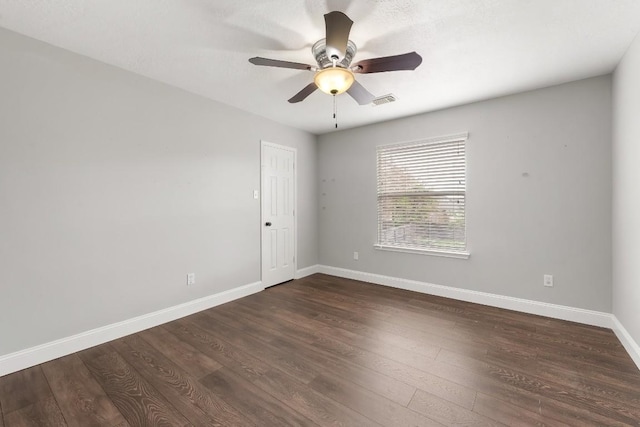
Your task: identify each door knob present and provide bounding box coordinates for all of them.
[265,222,272,227]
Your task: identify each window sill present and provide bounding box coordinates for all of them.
[374,244,470,259]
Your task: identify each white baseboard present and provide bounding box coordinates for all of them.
[5,268,638,376]
[612,316,640,370]
[0,281,263,377]
[318,265,614,329]
[316,265,640,370]
[295,264,320,279]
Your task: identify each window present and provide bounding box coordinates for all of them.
[376,133,468,258]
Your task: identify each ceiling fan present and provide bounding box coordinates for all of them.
[248,11,422,105]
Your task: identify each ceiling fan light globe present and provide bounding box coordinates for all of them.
[314,67,355,95]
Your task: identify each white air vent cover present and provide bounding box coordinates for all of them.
[372,94,397,106]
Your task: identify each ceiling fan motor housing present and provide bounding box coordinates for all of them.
[312,39,357,69]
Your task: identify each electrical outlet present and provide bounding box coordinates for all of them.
[353,251,359,260]
[187,273,195,286]
[544,274,553,287]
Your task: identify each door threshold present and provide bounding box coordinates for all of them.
[264,279,295,289]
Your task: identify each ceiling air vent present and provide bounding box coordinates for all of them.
[371,94,397,106]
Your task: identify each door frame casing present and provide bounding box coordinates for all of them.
[260,140,297,287]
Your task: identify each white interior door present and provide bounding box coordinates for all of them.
[261,142,296,287]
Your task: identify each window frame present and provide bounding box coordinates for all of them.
[374,132,470,259]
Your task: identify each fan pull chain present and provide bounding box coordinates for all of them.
[331,56,338,128]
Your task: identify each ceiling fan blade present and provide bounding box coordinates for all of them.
[288,82,318,103]
[352,52,423,74]
[347,80,375,105]
[249,57,312,71]
[324,11,353,60]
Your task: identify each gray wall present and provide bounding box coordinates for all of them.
[318,76,612,312]
[0,22,624,360]
[613,33,640,346]
[0,28,317,356]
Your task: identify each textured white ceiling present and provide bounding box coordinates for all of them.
[1,0,639,134]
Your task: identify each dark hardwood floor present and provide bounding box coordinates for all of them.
[1,273,639,426]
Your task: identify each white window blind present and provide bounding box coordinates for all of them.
[376,133,467,254]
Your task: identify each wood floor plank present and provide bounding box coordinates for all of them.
[0,367,53,414]
[165,320,379,427]
[3,397,67,427]
[76,344,112,364]
[309,373,444,427]
[450,346,640,423]
[279,305,447,376]
[473,393,571,427]
[138,326,223,380]
[299,278,458,324]
[272,281,459,332]
[241,298,444,376]
[260,283,489,357]
[453,311,632,364]
[78,346,191,427]
[0,398,4,427]
[200,368,318,427]
[254,290,443,360]
[483,322,638,374]
[111,335,253,426]
[163,320,273,383]
[484,335,538,370]
[226,295,478,409]
[538,321,626,349]
[535,357,640,401]
[41,354,129,427]
[535,342,640,379]
[191,301,279,344]
[408,388,503,426]
[2,273,639,426]
[253,368,381,427]
[304,276,501,333]
[189,313,320,384]
[203,307,418,407]
[441,359,616,425]
[436,347,640,425]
